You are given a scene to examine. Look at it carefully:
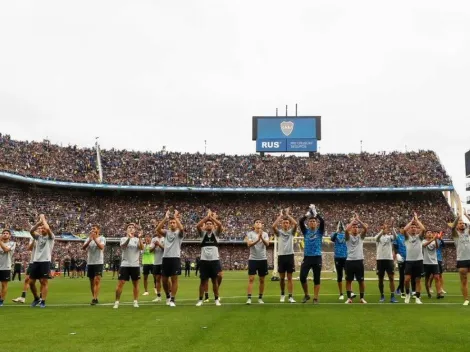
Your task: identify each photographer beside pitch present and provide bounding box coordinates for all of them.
[113,223,144,309]
[82,224,106,305]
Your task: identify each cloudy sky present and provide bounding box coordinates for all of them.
[1,1,469,202]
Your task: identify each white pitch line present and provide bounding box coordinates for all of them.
[2,295,467,308]
[2,302,467,308]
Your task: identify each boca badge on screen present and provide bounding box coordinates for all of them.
[253,116,321,153]
[257,118,316,139]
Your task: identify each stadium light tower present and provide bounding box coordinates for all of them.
[95,137,103,183]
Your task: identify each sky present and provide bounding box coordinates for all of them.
[0,1,469,205]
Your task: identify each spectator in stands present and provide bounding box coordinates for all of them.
[0,135,451,188]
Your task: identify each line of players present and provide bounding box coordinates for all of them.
[1,206,470,307]
[272,205,470,305]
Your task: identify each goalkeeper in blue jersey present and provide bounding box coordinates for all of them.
[331,221,350,300]
[298,204,324,304]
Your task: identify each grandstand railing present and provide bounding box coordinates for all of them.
[0,171,454,194]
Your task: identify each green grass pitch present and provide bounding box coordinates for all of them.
[2,271,470,352]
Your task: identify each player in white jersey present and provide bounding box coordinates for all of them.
[29,214,55,308]
[150,231,166,302]
[245,219,270,305]
[422,230,443,299]
[203,212,224,303]
[272,209,297,303]
[0,229,17,306]
[196,209,223,306]
[12,239,36,304]
[113,223,144,309]
[344,213,368,304]
[375,220,398,303]
[82,224,106,305]
[156,209,185,307]
[451,213,470,305]
[403,213,426,304]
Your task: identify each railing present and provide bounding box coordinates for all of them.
[0,171,455,194]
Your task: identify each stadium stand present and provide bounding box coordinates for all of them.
[0,134,451,187]
[0,134,457,271]
[0,183,454,239]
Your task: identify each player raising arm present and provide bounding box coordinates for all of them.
[272,208,297,303]
[298,204,325,304]
[113,223,144,309]
[82,224,106,305]
[375,219,398,303]
[203,212,224,302]
[29,214,55,308]
[451,212,470,305]
[330,221,348,300]
[149,228,165,303]
[156,209,184,307]
[196,209,223,306]
[403,212,426,304]
[344,213,368,304]
[422,230,443,299]
[245,219,270,305]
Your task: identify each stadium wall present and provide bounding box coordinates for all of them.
[0,171,454,193]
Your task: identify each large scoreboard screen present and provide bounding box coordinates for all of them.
[252,116,321,153]
[466,150,470,177]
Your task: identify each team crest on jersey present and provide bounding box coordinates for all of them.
[280,121,294,136]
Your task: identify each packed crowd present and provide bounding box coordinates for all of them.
[0,134,451,188]
[0,182,455,240]
[0,134,96,182]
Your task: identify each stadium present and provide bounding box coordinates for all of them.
[2,2,470,352]
[1,131,469,350]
